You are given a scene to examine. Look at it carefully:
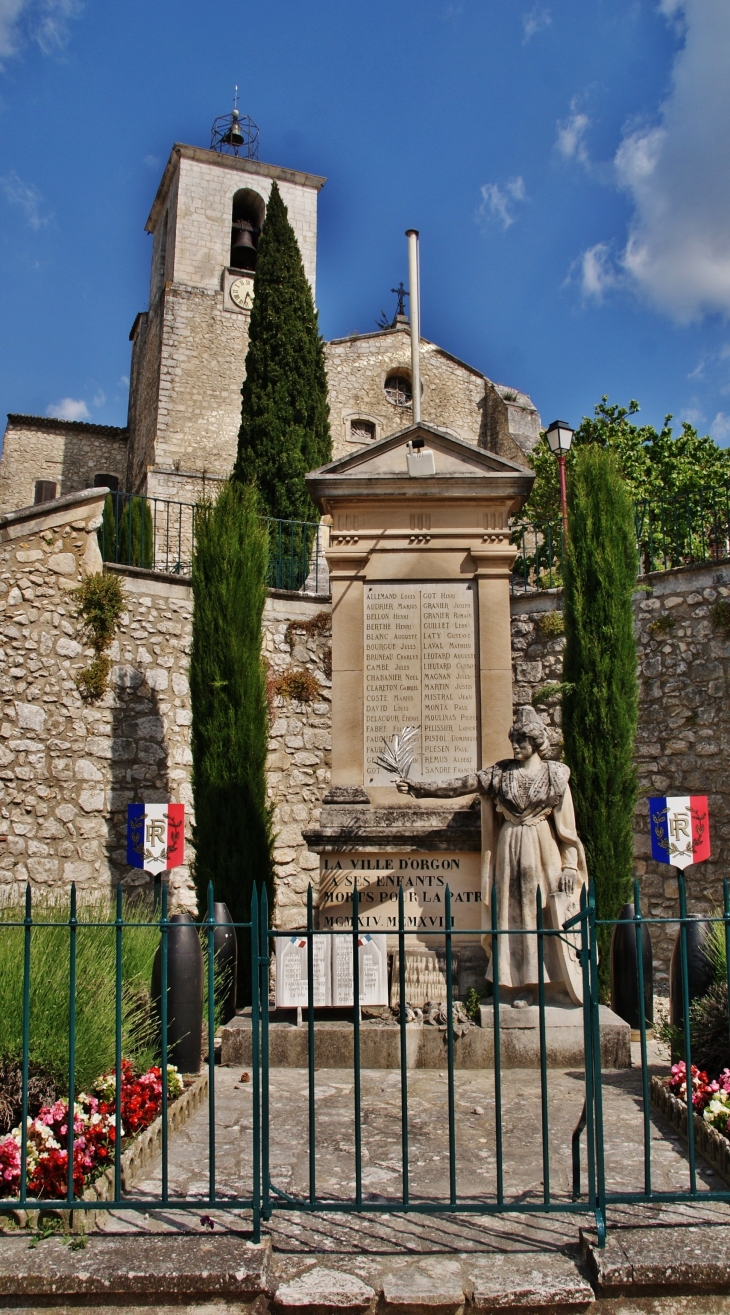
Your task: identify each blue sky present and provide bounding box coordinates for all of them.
[1,0,729,446]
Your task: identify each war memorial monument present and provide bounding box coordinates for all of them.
[301,416,628,1062]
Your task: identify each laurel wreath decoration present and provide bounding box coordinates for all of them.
[652,804,707,860]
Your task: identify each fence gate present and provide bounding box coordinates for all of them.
[248,882,607,1244]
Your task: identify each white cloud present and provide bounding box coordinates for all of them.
[710,413,730,444]
[522,4,550,42]
[478,176,527,231]
[556,100,590,166]
[0,0,27,58]
[143,154,160,170]
[119,374,129,388]
[575,243,621,302]
[0,0,80,64]
[612,0,730,322]
[0,170,48,229]
[679,406,705,427]
[46,397,89,421]
[92,389,105,408]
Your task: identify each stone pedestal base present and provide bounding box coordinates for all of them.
[477,1003,630,1068]
[221,1003,630,1069]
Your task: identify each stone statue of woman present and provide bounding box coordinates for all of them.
[396,705,588,1006]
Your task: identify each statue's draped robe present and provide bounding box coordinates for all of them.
[478,760,588,989]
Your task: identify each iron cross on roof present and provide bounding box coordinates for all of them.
[391,282,409,316]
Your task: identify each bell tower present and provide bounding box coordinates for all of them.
[125,102,326,503]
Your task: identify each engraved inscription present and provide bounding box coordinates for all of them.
[364,583,478,785]
[319,851,482,938]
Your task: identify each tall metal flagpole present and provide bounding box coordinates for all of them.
[406,229,421,425]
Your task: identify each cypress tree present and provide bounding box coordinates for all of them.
[233,181,331,523]
[98,493,118,563]
[189,481,273,995]
[118,497,154,569]
[562,446,639,993]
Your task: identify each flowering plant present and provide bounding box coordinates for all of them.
[668,1061,730,1136]
[0,1061,182,1200]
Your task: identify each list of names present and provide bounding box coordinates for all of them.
[364,582,478,785]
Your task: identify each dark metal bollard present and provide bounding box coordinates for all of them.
[152,913,204,1074]
[610,903,653,1029]
[213,901,237,1022]
[670,917,713,1030]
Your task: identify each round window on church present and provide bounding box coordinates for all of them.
[384,373,412,407]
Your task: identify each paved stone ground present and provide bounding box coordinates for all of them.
[5,1050,730,1312]
[91,1047,726,1289]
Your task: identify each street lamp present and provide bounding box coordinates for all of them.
[545,419,574,541]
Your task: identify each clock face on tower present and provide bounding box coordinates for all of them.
[230,277,254,310]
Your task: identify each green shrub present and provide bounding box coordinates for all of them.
[98,493,118,563]
[647,614,676,636]
[537,611,565,637]
[74,572,124,702]
[0,895,159,1094]
[711,598,730,638]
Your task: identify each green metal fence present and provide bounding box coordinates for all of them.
[3,876,729,1245]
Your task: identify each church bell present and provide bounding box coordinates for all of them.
[221,111,245,149]
[230,219,258,269]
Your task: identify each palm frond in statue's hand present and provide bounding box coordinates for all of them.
[374,726,421,779]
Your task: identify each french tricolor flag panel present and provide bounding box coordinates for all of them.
[649,795,711,870]
[127,803,185,875]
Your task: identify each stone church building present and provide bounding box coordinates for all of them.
[0,135,540,515]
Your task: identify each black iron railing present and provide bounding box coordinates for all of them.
[97,491,326,594]
[512,484,730,593]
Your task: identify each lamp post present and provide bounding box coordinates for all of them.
[545,419,574,542]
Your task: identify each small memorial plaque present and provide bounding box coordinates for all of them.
[331,932,388,1006]
[275,931,388,1007]
[275,934,331,1008]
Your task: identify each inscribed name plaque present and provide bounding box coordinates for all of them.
[275,931,388,1007]
[332,933,388,1006]
[364,582,478,786]
[275,933,331,1008]
[319,851,481,942]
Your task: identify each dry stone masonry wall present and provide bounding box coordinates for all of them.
[511,564,730,984]
[0,491,196,910]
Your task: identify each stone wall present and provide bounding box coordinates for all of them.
[0,490,196,909]
[325,327,540,464]
[135,285,252,498]
[0,417,128,518]
[0,489,331,924]
[126,306,162,495]
[511,563,730,985]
